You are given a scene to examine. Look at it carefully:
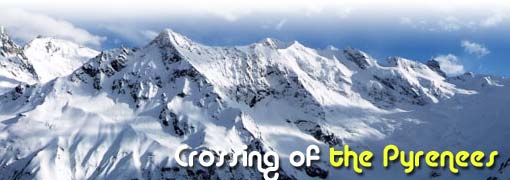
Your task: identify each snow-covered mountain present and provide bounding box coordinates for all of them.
[0,30,98,93]
[24,37,99,83]
[0,29,509,180]
[0,30,38,93]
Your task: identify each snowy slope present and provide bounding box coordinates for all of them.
[24,37,99,83]
[0,31,98,94]
[0,30,38,94]
[0,29,509,180]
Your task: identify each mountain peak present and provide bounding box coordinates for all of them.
[0,28,23,56]
[150,28,193,49]
[258,37,294,49]
[23,36,99,83]
[158,28,176,38]
[342,47,377,69]
[426,59,447,78]
[0,26,39,86]
[25,36,91,50]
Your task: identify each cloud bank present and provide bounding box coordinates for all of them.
[480,12,505,28]
[0,9,104,47]
[434,54,465,76]
[461,40,490,57]
[102,25,159,46]
[399,12,507,32]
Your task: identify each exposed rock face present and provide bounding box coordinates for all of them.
[426,59,447,78]
[0,30,39,85]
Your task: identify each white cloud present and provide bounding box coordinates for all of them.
[461,40,490,57]
[400,12,507,32]
[275,19,287,31]
[438,16,461,32]
[434,54,465,76]
[0,9,104,46]
[140,30,159,41]
[400,17,413,25]
[103,25,160,45]
[480,13,505,27]
[336,8,352,18]
[399,16,463,32]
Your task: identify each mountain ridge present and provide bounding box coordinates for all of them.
[0,30,98,93]
[0,28,508,180]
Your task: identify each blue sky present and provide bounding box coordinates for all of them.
[0,0,509,76]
